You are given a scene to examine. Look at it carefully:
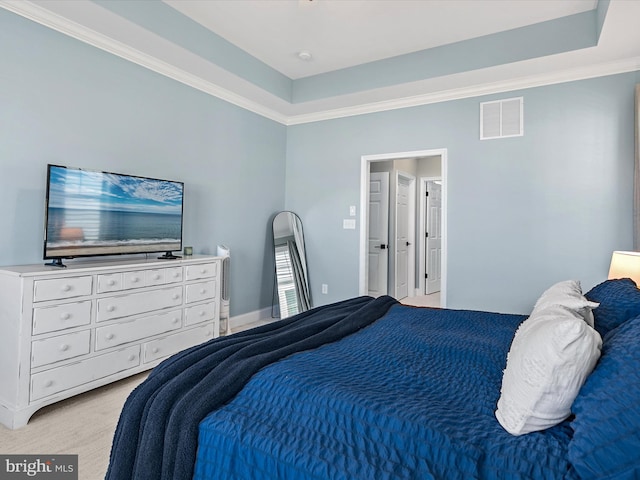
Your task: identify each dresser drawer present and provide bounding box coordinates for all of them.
[32,300,91,335]
[185,262,217,281]
[95,309,182,350]
[33,276,93,302]
[185,281,216,304]
[123,270,145,289]
[97,285,183,322]
[145,269,166,286]
[121,267,183,290]
[143,324,214,363]
[30,345,140,401]
[184,301,216,326]
[97,273,123,293]
[165,266,183,283]
[31,330,90,368]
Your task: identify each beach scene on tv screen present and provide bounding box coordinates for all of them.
[45,166,183,257]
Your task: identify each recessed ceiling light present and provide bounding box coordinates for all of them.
[298,50,313,61]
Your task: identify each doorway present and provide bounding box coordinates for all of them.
[359,149,447,306]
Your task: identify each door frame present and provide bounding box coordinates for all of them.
[359,148,448,306]
[418,176,442,296]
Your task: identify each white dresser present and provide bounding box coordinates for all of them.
[0,255,222,429]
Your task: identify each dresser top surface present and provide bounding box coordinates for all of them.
[0,255,223,277]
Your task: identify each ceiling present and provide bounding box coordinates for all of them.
[2,0,640,124]
[164,0,598,79]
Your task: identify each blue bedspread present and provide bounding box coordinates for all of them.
[193,304,575,479]
[106,295,397,480]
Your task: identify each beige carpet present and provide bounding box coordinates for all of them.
[0,372,148,480]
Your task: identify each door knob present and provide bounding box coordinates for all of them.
[374,244,387,250]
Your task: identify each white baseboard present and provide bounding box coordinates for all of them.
[229,307,273,331]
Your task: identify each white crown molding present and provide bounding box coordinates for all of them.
[2,0,640,127]
[286,56,640,125]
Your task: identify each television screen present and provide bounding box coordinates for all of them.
[44,165,184,261]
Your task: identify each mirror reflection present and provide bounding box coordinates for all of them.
[273,211,311,318]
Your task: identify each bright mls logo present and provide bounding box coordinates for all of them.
[0,455,77,480]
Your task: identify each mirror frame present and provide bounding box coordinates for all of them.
[272,211,311,318]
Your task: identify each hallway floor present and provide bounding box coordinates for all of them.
[400,292,440,308]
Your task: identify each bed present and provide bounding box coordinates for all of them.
[106,279,640,480]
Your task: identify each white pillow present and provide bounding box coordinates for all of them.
[532,280,599,327]
[495,303,602,436]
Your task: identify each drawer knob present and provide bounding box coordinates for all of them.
[152,347,159,354]
[45,380,53,387]
[200,289,206,295]
[172,294,180,300]
[199,311,205,317]
[61,284,72,292]
[172,318,179,324]
[59,344,69,352]
[200,269,207,274]
[127,354,136,361]
[106,305,115,312]
[60,313,71,320]
[173,272,180,278]
[106,333,115,340]
[132,277,140,283]
[154,274,161,280]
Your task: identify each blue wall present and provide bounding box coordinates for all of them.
[0,9,287,316]
[2,7,638,317]
[286,73,639,314]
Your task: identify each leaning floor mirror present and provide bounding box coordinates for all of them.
[272,211,311,318]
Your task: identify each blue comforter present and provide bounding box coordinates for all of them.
[193,304,575,479]
[106,295,397,480]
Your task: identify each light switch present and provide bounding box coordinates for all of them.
[343,219,356,229]
[349,205,356,216]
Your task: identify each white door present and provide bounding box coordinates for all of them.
[395,177,410,300]
[368,172,389,297]
[425,181,442,294]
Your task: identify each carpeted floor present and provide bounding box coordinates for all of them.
[0,372,148,480]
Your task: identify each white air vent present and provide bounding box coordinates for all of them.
[480,97,523,140]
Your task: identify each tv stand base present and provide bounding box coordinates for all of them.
[158,251,181,260]
[44,258,67,268]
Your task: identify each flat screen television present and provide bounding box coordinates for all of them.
[43,164,184,266]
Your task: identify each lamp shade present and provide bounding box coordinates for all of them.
[608,251,640,286]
